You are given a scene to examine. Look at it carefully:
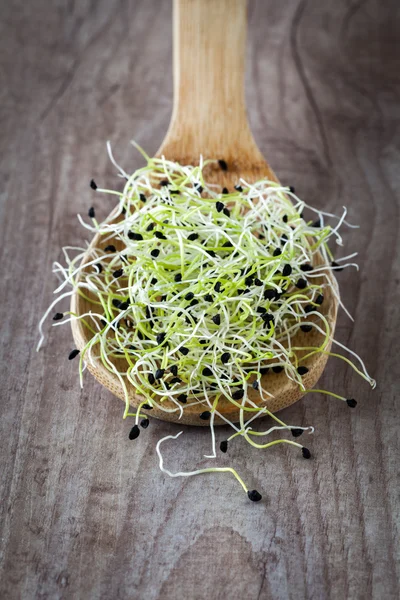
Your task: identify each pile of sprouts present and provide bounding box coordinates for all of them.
[38,142,375,502]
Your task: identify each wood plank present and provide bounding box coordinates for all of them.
[0,1,399,599]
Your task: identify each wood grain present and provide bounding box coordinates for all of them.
[0,1,399,599]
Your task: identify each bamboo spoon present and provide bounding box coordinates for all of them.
[71,0,338,425]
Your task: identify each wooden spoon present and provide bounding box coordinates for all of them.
[71,0,338,425]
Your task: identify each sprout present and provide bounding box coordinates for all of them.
[38,142,376,502]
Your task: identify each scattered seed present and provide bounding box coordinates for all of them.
[297,366,309,375]
[155,368,165,379]
[53,312,64,321]
[68,349,80,360]
[247,490,262,502]
[129,425,140,440]
[88,207,95,218]
[200,411,211,420]
[220,440,228,453]
[291,428,303,438]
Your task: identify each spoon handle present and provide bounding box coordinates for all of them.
[158,0,263,164]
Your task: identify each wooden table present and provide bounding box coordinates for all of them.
[1,1,399,598]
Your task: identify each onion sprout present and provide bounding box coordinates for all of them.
[38,142,376,502]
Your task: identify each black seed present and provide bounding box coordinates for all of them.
[257,307,267,314]
[156,332,166,345]
[222,187,229,195]
[112,299,122,308]
[223,207,230,217]
[291,428,303,438]
[347,398,357,408]
[53,312,64,321]
[161,295,167,302]
[200,411,211,420]
[252,380,259,390]
[90,179,97,190]
[129,425,140,440]
[223,240,233,247]
[331,261,344,272]
[247,490,262,502]
[204,294,213,302]
[188,233,199,241]
[148,374,155,385]
[200,339,207,345]
[234,185,243,192]
[232,388,244,400]
[160,179,169,186]
[170,189,180,195]
[140,193,147,202]
[190,299,199,307]
[214,281,222,292]
[296,278,307,289]
[174,273,182,282]
[151,249,160,258]
[297,366,309,375]
[154,231,167,240]
[121,207,127,215]
[68,349,80,360]
[141,418,150,429]
[300,263,313,272]
[212,314,221,326]
[185,292,194,301]
[207,250,216,257]
[316,294,324,305]
[273,247,282,257]
[282,264,292,277]
[104,244,116,252]
[283,215,288,223]
[289,186,295,194]
[302,447,311,459]
[301,325,312,332]
[221,352,230,364]
[220,440,228,453]
[254,278,263,286]
[100,319,107,327]
[151,278,158,285]
[146,223,155,231]
[155,368,165,379]
[170,377,181,384]
[245,276,254,286]
[281,234,288,243]
[194,183,203,193]
[128,231,143,240]
[180,346,189,355]
[218,159,228,171]
[170,365,178,377]
[119,301,130,310]
[113,268,123,278]
[142,403,153,410]
[272,366,284,373]
[312,219,321,228]
[261,313,274,325]
[237,289,245,295]
[305,304,314,314]
[216,201,224,213]
[178,394,187,403]
[260,368,269,375]
[88,207,95,218]
[202,367,213,377]
[264,289,276,301]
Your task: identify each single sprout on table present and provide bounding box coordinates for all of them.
[38,141,376,502]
